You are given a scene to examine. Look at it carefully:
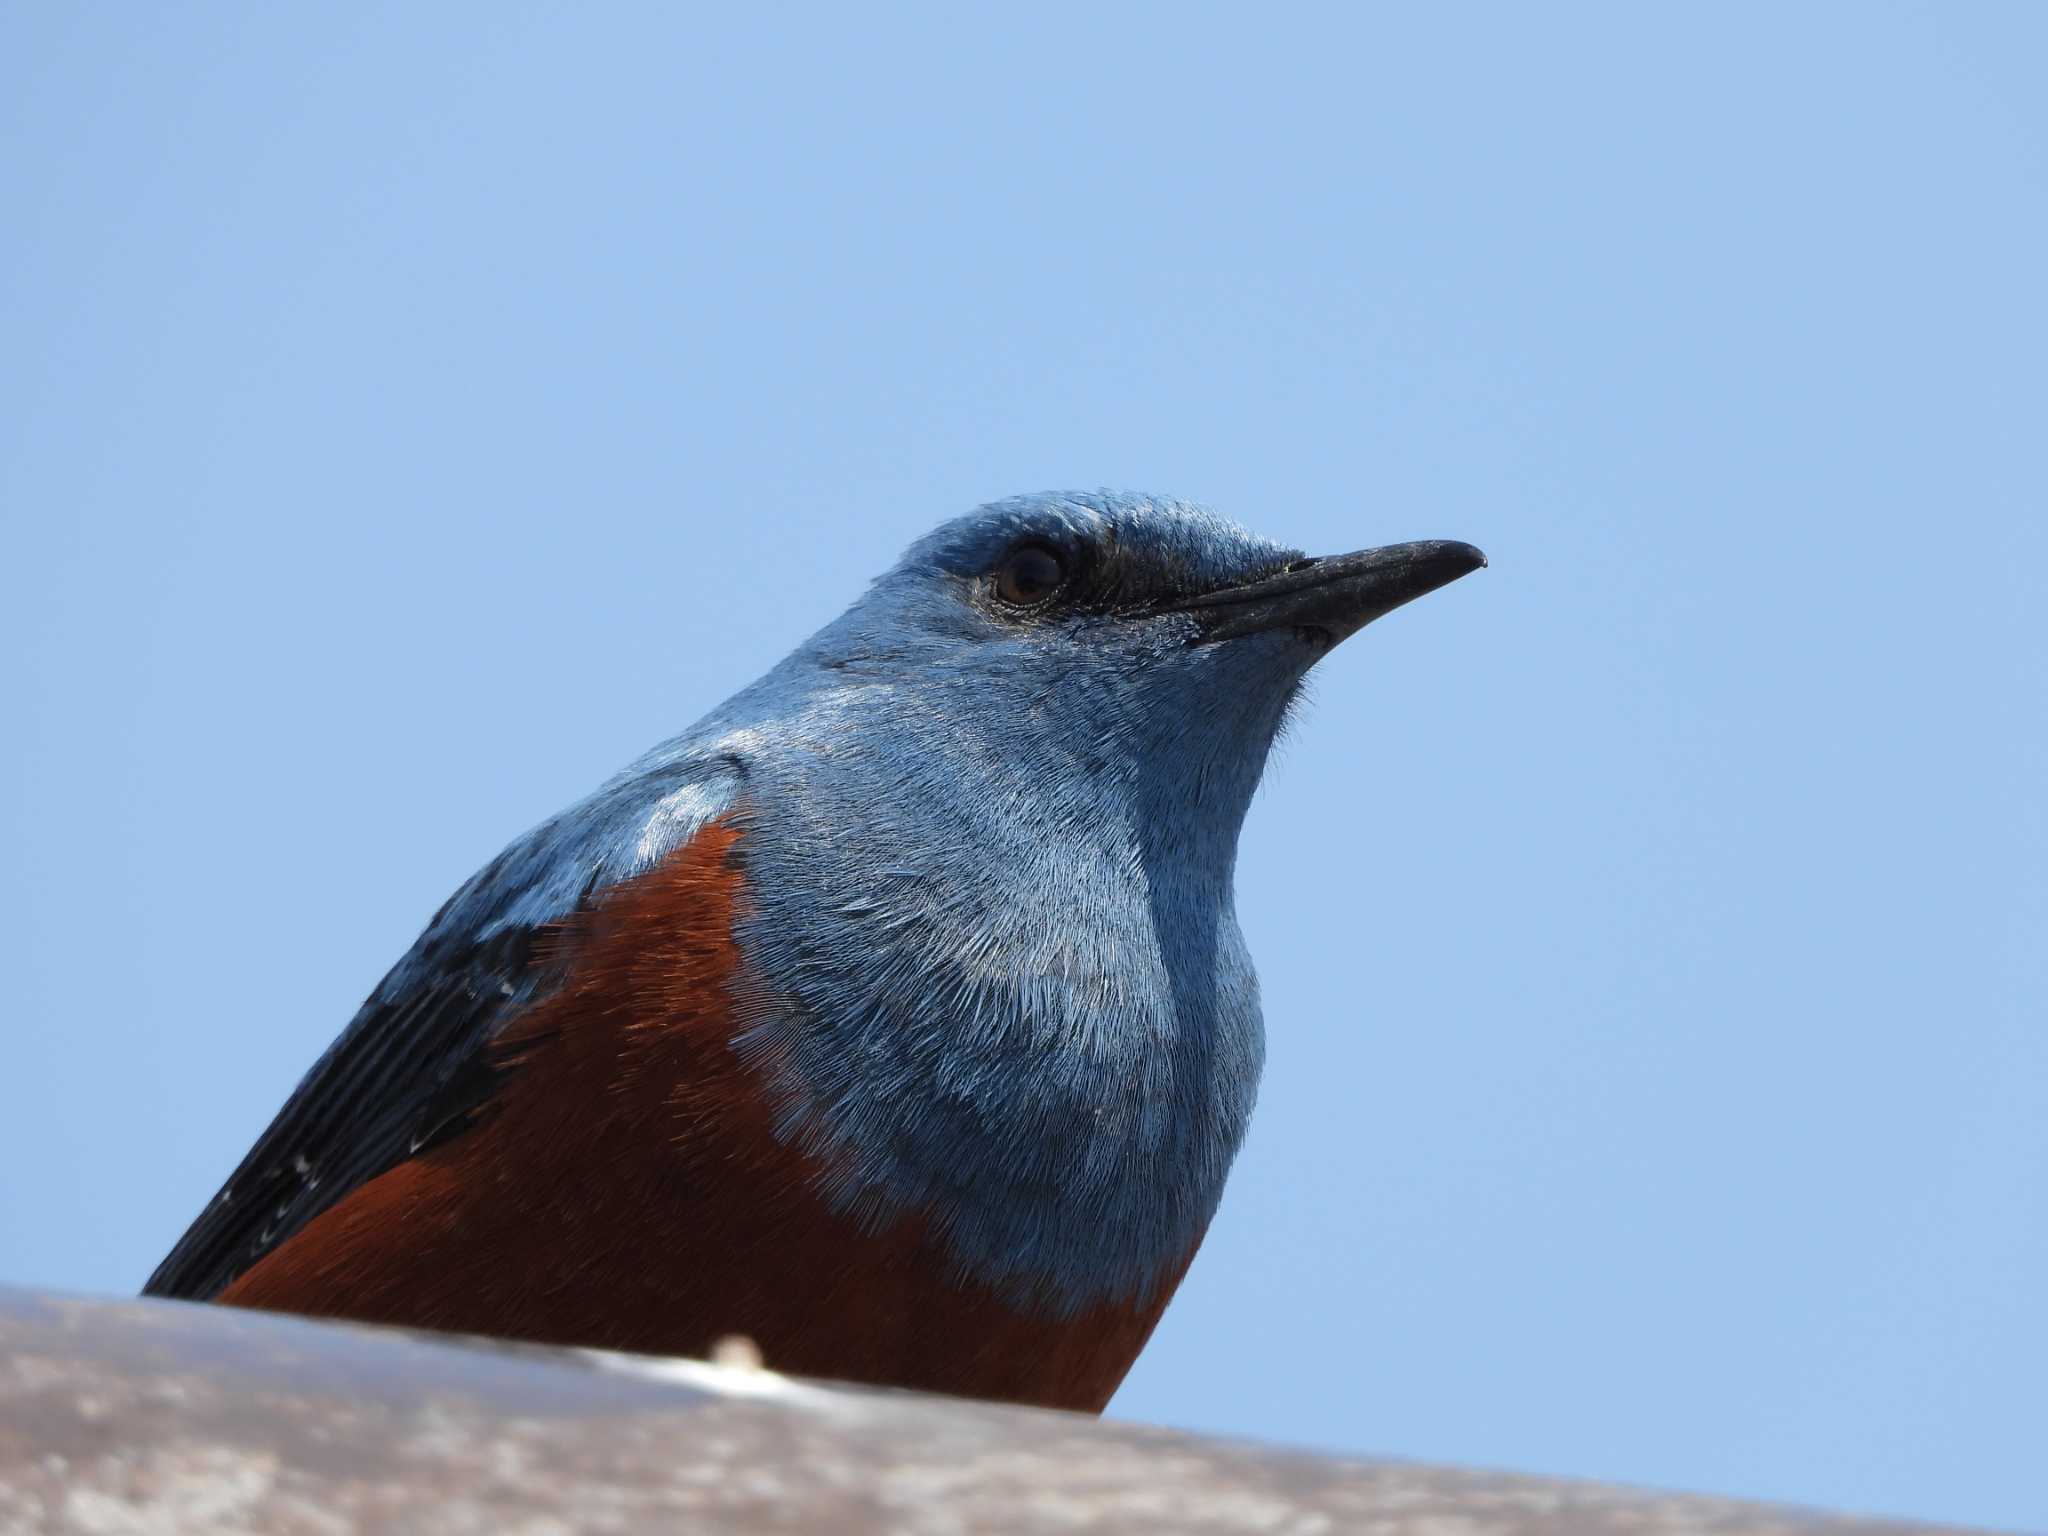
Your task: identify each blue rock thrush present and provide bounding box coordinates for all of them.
[146,491,1485,1410]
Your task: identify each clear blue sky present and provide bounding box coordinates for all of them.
[3,4,2042,1529]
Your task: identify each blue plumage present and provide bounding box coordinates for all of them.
[149,491,1481,1325]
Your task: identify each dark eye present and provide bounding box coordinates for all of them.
[994,543,1066,607]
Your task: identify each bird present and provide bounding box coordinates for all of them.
[145,491,1484,1412]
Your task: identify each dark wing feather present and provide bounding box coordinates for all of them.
[144,756,741,1300]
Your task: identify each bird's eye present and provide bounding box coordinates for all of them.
[993,544,1066,607]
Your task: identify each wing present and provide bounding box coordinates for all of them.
[144,754,743,1301]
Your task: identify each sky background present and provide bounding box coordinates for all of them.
[3,4,2044,1530]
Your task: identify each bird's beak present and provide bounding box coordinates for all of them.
[1175,540,1488,646]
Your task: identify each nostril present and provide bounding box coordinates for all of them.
[1280,556,1321,575]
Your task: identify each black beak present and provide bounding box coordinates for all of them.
[1175,539,1487,645]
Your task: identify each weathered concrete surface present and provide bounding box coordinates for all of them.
[0,1288,1979,1535]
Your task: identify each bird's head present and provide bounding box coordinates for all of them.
[797,490,1484,841]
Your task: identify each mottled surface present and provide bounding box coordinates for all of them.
[0,1290,1980,1536]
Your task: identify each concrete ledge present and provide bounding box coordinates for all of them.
[0,1288,1976,1534]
